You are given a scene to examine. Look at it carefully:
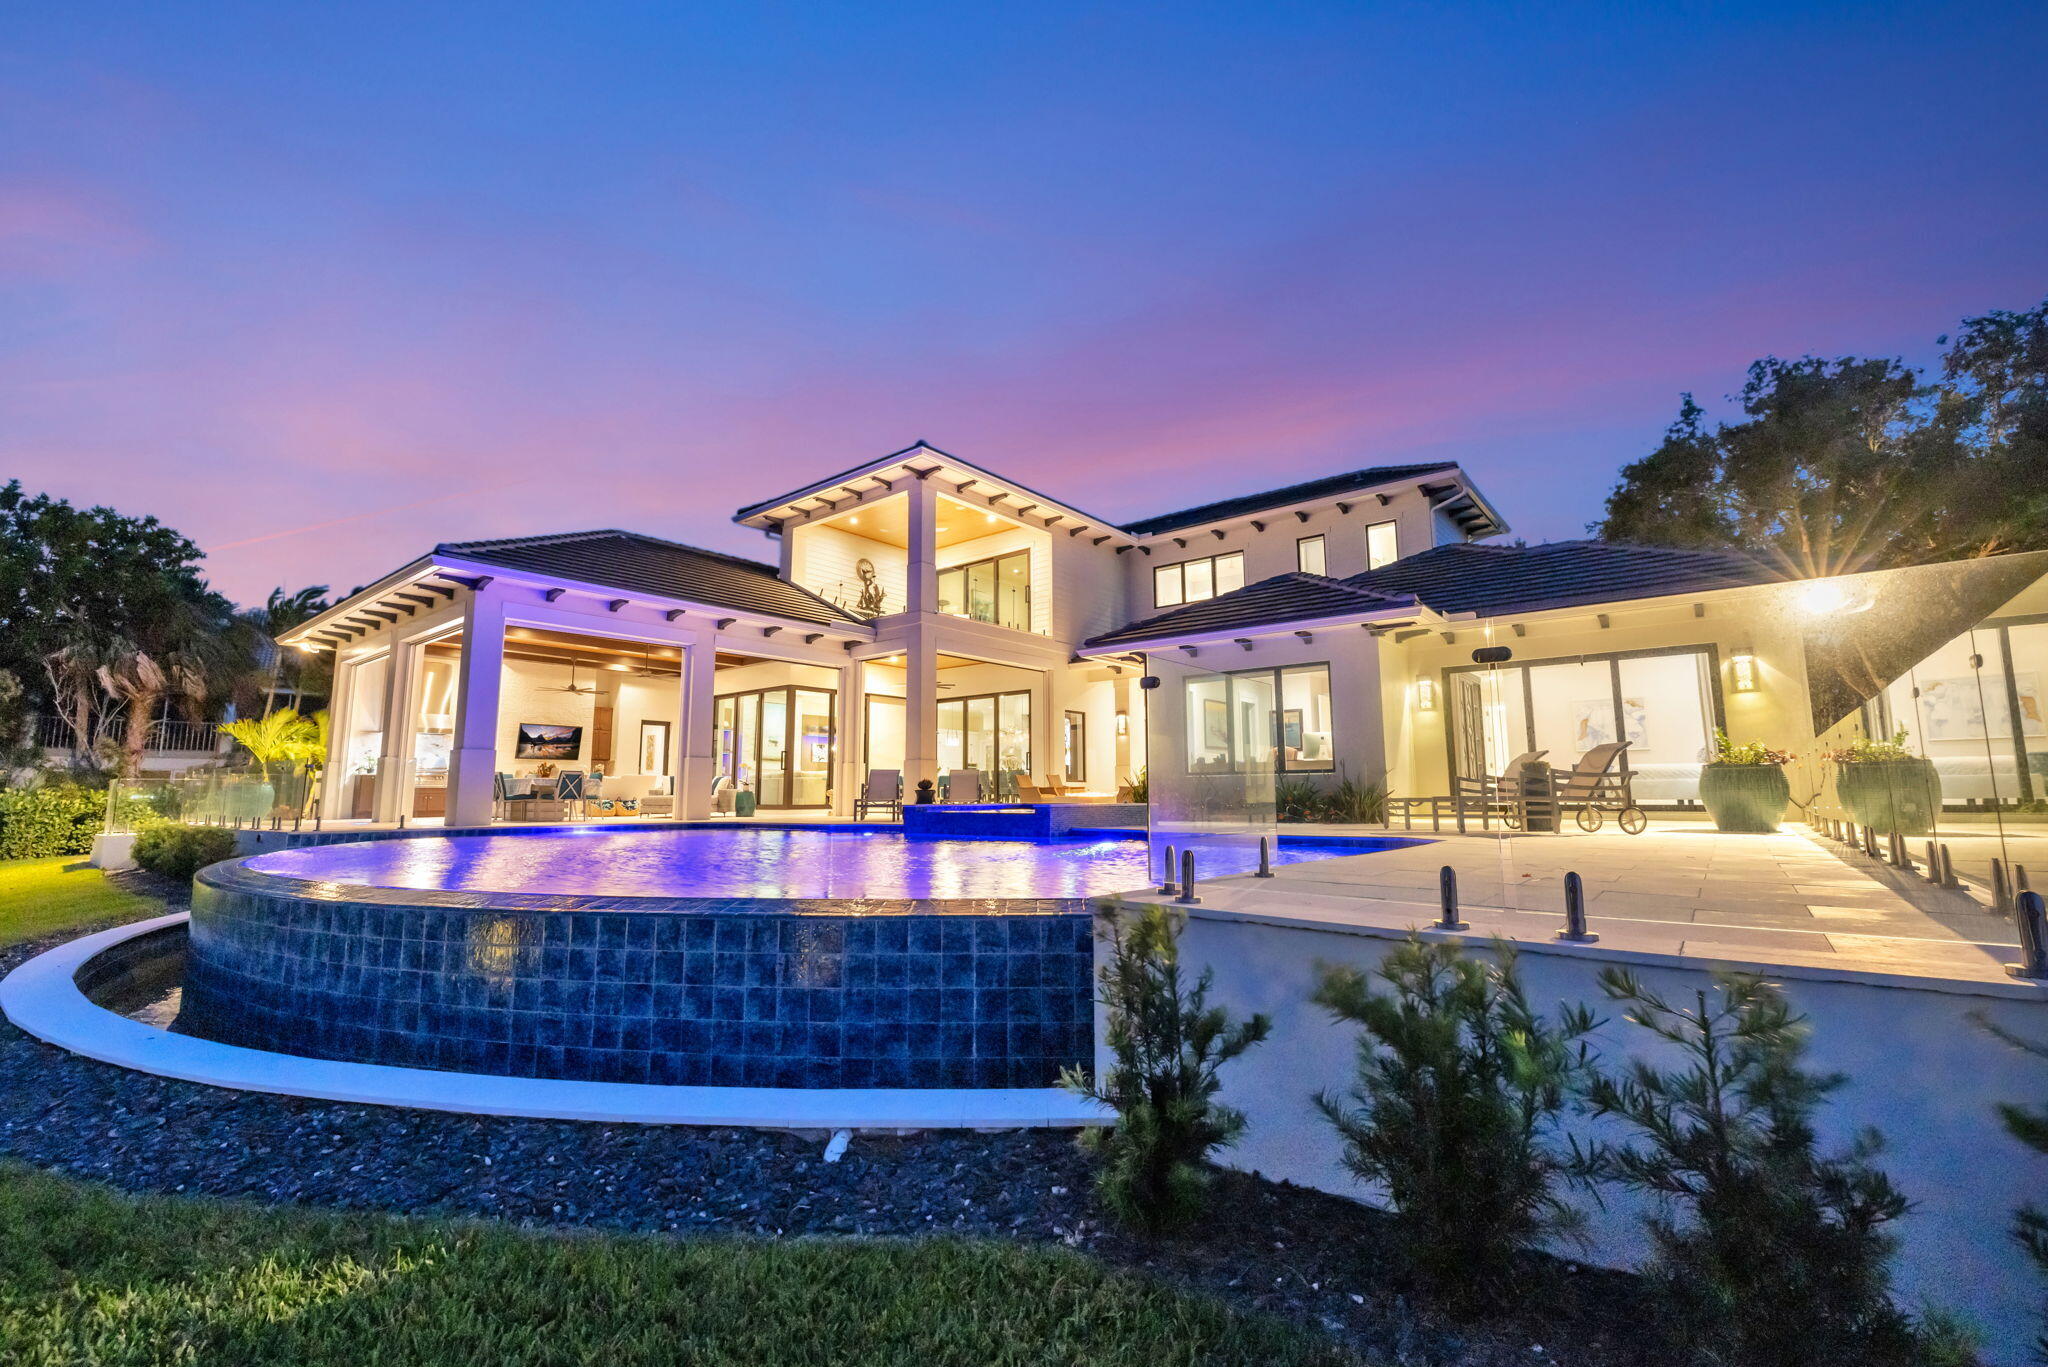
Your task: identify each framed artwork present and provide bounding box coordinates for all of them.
[1571,697,1648,751]
[637,720,671,775]
[1202,698,1230,749]
[1919,673,2047,741]
[1281,708,1305,750]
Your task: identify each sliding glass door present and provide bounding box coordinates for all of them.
[714,686,836,809]
[1449,647,1720,804]
[937,690,1032,790]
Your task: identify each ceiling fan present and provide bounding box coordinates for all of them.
[550,658,596,695]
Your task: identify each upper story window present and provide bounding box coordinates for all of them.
[937,549,1031,632]
[1154,551,1244,608]
[1296,534,1326,575]
[1366,520,1399,570]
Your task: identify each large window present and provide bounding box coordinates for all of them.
[1183,664,1334,773]
[1063,710,1086,783]
[715,686,835,808]
[1296,534,1326,575]
[1446,647,1720,805]
[937,550,1031,632]
[1366,521,1399,570]
[1154,551,1245,608]
[937,690,1032,789]
[1870,614,2048,805]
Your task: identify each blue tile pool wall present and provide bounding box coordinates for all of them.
[182,880,1093,1089]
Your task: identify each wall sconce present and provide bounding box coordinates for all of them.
[1730,653,1758,693]
[1415,678,1438,712]
[1115,712,1128,737]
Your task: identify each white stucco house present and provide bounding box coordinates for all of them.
[276,441,2048,830]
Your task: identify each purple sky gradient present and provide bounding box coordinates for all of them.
[4,3,2044,606]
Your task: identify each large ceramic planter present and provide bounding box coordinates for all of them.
[1837,758,1943,836]
[1698,763,1791,833]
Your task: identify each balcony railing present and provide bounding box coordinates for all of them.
[29,715,225,755]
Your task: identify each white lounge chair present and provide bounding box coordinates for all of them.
[945,769,983,803]
[854,769,903,820]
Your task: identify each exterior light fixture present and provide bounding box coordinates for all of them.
[1730,653,1758,693]
[1415,678,1438,712]
[1115,712,1128,737]
[1798,579,1851,615]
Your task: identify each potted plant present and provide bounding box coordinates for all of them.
[1697,730,1793,833]
[1831,727,1941,835]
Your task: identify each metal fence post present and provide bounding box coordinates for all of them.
[1994,859,2013,914]
[1437,865,1467,931]
[1176,850,1200,905]
[1158,845,1177,896]
[2009,892,2048,980]
[1556,871,1598,943]
[1255,836,1274,878]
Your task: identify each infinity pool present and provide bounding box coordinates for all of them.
[242,826,1398,903]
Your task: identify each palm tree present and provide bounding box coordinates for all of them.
[219,707,329,815]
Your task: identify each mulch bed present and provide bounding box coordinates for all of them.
[0,912,1659,1366]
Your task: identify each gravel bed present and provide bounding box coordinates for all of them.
[0,913,1656,1366]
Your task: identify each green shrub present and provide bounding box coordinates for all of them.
[1975,1012,2048,1362]
[1062,899,1271,1233]
[1274,777,1324,823]
[0,784,107,859]
[1324,770,1387,824]
[1313,936,1596,1308]
[131,823,238,883]
[1580,968,1936,1367]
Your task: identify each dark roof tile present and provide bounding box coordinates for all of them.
[438,530,859,627]
[1084,573,1419,649]
[1119,463,1462,536]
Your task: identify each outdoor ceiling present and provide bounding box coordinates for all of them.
[811,495,1024,550]
[439,627,686,678]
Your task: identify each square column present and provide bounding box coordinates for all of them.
[371,641,421,824]
[903,637,940,797]
[905,474,940,614]
[444,592,507,828]
[677,631,719,819]
[833,659,861,816]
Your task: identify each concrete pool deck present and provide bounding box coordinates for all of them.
[1144,821,2038,992]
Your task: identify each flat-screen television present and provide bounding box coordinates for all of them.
[515,723,582,759]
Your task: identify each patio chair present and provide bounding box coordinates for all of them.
[1531,741,1647,834]
[494,771,541,821]
[945,769,983,803]
[1015,777,1046,802]
[853,769,903,821]
[710,774,739,816]
[526,769,587,822]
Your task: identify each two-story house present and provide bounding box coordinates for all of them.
[276,441,2048,828]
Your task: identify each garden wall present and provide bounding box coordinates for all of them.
[1158,909,2048,1361]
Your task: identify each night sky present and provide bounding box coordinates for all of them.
[5,3,2044,606]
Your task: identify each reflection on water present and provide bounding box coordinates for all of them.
[245,829,1382,901]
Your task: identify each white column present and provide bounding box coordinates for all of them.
[371,641,420,824]
[677,630,719,819]
[904,630,939,798]
[905,476,939,615]
[444,593,506,828]
[833,659,861,817]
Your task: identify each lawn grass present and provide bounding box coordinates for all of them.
[0,857,159,948]
[0,1164,1364,1366]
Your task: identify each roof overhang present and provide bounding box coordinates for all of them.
[1076,600,1432,658]
[733,442,1139,545]
[279,553,878,652]
[1419,477,1510,540]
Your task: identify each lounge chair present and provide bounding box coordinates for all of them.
[945,769,983,803]
[853,769,903,820]
[1530,741,1647,833]
[710,774,739,816]
[1015,777,1045,802]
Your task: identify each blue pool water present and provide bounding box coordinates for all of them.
[243,826,1394,902]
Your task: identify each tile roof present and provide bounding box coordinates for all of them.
[1083,573,1420,649]
[437,530,861,627]
[1083,541,1780,648]
[1340,540,1778,617]
[1117,463,1463,536]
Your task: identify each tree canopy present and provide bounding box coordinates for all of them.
[1596,298,2048,575]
